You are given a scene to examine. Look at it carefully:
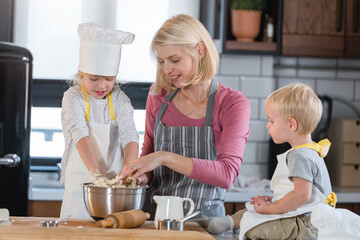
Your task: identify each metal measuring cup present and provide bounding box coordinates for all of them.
[40,215,70,227]
[157,211,200,231]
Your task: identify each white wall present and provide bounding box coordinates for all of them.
[215,55,360,180]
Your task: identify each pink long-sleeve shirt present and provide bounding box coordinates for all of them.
[140,83,251,189]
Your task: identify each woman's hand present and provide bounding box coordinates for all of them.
[119,151,168,182]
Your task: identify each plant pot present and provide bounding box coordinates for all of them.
[231,9,262,42]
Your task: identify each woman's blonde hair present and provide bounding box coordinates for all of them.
[150,14,219,94]
[265,83,323,134]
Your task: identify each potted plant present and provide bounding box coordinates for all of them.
[230,0,266,42]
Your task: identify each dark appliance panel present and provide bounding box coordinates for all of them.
[0,42,32,216]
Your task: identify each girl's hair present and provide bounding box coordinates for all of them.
[265,83,323,134]
[150,14,219,94]
[69,71,119,86]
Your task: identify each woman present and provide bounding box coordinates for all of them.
[120,14,251,218]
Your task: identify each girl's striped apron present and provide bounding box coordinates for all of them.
[143,80,225,218]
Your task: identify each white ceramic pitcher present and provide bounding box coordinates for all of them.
[153,195,195,229]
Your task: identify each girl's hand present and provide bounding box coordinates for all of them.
[253,198,271,214]
[119,151,168,182]
[90,168,102,182]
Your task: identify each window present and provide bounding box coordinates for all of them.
[13,0,200,168]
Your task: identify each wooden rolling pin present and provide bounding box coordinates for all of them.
[97,209,150,228]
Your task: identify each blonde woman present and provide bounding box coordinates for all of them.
[121,14,251,218]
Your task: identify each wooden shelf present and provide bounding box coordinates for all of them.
[218,0,282,55]
[226,40,277,52]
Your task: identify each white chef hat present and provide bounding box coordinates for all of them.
[77,22,135,76]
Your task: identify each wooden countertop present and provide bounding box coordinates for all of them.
[0,217,214,240]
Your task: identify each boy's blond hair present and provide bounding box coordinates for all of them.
[150,14,219,94]
[265,83,322,134]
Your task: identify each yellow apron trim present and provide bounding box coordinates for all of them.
[107,91,116,121]
[294,138,331,158]
[80,85,116,122]
[80,85,90,122]
[325,192,337,207]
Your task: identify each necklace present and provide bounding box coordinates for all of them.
[177,87,210,117]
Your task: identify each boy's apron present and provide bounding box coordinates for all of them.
[144,80,226,218]
[239,141,330,239]
[60,86,122,219]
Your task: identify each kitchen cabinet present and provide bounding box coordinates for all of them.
[327,118,360,187]
[218,0,282,54]
[282,0,360,58]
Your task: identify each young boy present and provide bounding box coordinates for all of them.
[202,83,335,240]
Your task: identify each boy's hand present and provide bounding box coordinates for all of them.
[253,198,271,214]
[250,195,272,205]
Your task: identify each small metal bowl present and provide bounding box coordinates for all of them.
[40,220,58,228]
[40,216,69,228]
[157,211,201,231]
[158,219,184,231]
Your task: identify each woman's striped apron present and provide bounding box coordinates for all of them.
[143,80,225,218]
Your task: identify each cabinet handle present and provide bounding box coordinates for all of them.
[356,143,360,148]
[336,0,344,32]
[354,0,360,33]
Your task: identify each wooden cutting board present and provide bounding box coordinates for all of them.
[0,217,214,240]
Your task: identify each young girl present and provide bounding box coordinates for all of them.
[60,22,139,219]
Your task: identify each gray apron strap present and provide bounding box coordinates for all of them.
[205,79,217,126]
[155,88,180,129]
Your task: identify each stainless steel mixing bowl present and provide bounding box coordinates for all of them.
[82,182,148,220]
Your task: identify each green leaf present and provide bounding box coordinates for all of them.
[231,0,266,11]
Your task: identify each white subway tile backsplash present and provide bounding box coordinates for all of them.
[214,75,240,90]
[274,68,297,77]
[338,59,360,68]
[241,76,274,98]
[238,163,269,179]
[257,142,270,163]
[317,80,354,100]
[299,57,337,67]
[248,120,269,141]
[221,54,261,75]
[298,69,336,78]
[278,57,297,66]
[217,54,360,181]
[259,99,267,120]
[261,56,274,76]
[248,98,259,119]
[242,142,257,163]
[337,70,360,79]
